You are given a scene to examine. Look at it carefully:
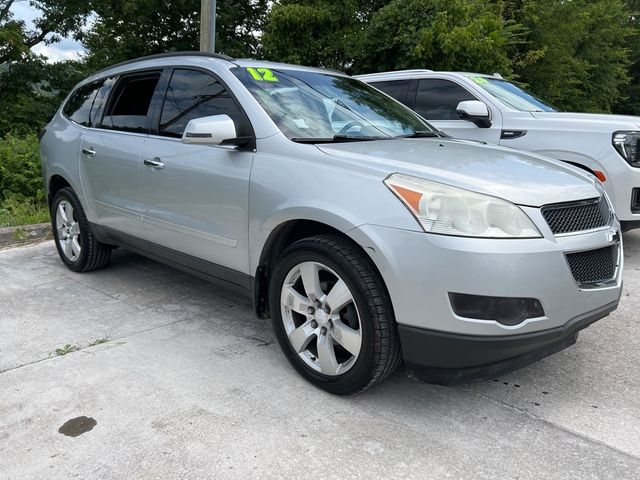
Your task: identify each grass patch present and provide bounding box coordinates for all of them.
[0,199,49,228]
[88,337,109,347]
[55,344,80,356]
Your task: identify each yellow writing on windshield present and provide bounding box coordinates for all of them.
[247,67,279,82]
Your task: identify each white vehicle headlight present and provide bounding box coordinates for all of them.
[385,173,541,238]
[612,131,640,167]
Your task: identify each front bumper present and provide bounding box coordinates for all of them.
[597,150,640,223]
[399,298,619,385]
[348,217,623,381]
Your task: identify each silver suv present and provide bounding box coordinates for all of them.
[40,53,623,394]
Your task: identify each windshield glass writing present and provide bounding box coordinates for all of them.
[469,76,556,112]
[232,67,436,141]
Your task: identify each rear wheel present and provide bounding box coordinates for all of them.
[269,234,401,394]
[51,187,111,272]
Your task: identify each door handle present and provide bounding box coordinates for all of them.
[143,158,165,169]
[82,148,96,156]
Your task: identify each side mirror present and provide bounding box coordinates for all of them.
[182,114,238,146]
[456,100,491,128]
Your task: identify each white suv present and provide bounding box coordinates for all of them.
[357,70,640,231]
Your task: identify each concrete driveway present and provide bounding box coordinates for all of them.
[1,233,640,479]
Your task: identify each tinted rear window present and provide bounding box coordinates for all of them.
[100,72,161,133]
[63,80,106,127]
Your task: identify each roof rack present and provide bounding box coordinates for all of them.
[356,69,434,78]
[93,51,235,75]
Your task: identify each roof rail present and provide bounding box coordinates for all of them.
[93,51,235,75]
[356,69,434,77]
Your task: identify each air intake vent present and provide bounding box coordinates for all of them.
[566,245,618,287]
[541,197,611,235]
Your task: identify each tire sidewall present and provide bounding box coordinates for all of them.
[269,242,378,394]
[51,188,90,271]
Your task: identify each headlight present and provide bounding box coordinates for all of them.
[384,173,541,238]
[612,131,640,167]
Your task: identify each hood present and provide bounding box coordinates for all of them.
[530,111,640,131]
[317,138,600,207]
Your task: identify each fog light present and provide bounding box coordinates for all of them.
[448,293,545,326]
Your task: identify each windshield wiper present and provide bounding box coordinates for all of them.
[291,135,392,144]
[396,131,442,138]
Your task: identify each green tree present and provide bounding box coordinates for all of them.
[82,0,268,69]
[0,1,91,137]
[0,0,91,63]
[261,0,390,71]
[615,0,640,115]
[354,0,523,76]
[0,58,87,137]
[509,0,633,113]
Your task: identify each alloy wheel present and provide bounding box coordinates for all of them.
[280,261,363,376]
[56,200,82,261]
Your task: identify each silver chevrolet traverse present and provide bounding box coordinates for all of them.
[40,53,623,394]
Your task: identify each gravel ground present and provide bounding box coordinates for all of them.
[1,233,639,479]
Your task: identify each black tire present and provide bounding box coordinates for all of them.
[51,187,111,272]
[269,234,402,395]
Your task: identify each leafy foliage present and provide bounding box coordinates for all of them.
[354,0,523,76]
[0,0,91,63]
[0,134,48,227]
[506,0,634,113]
[0,134,44,202]
[0,58,87,137]
[82,0,269,69]
[262,0,388,71]
[616,0,640,115]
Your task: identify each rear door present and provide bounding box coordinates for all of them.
[80,70,162,237]
[138,67,254,274]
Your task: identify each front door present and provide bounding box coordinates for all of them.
[412,78,503,144]
[139,68,254,274]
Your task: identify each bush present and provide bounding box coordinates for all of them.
[0,134,44,202]
[0,134,49,227]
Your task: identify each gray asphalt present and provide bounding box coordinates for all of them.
[1,233,639,479]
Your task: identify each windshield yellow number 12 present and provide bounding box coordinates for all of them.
[247,67,279,82]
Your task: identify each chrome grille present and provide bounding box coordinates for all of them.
[566,245,618,287]
[541,197,611,235]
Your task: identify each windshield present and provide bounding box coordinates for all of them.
[232,66,438,142]
[466,75,556,112]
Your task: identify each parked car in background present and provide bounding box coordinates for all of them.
[40,53,622,394]
[357,70,640,231]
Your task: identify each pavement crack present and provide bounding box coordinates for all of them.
[476,390,640,464]
[0,317,192,375]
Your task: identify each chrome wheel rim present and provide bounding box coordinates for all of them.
[56,200,81,261]
[280,261,362,376]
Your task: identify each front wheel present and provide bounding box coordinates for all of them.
[269,234,402,395]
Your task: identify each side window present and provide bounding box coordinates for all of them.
[100,72,161,133]
[371,80,411,105]
[63,80,106,127]
[159,69,249,138]
[415,79,477,120]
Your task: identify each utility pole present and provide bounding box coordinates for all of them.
[200,0,217,53]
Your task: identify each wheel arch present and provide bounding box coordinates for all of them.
[530,148,605,179]
[562,160,598,178]
[253,218,387,320]
[48,174,72,206]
